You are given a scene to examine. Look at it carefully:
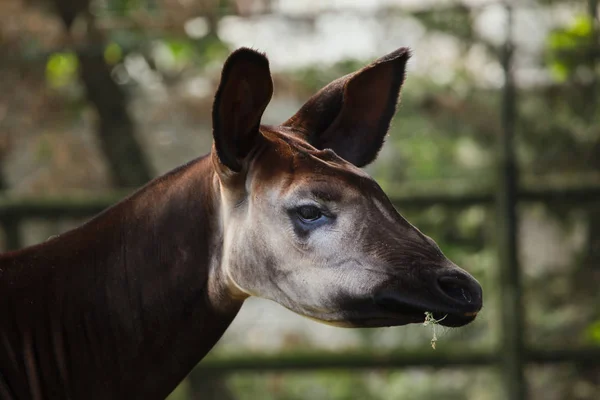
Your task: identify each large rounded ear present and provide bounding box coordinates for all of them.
[283,48,410,167]
[212,48,273,172]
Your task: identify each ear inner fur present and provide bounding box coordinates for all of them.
[283,47,411,167]
[212,48,273,172]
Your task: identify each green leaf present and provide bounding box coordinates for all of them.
[166,39,194,62]
[570,16,592,38]
[104,42,123,65]
[585,320,600,344]
[548,32,576,50]
[549,62,569,82]
[46,52,79,88]
[545,14,595,81]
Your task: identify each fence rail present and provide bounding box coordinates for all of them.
[1,175,600,216]
[192,347,600,375]
[1,176,600,251]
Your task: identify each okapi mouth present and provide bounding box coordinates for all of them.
[372,272,483,328]
[372,293,479,328]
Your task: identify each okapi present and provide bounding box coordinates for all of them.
[0,47,482,400]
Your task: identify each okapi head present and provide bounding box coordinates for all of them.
[211,48,482,328]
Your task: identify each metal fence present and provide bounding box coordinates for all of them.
[1,2,600,400]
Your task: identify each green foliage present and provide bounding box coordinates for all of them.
[546,15,595,82]
[220,370,500,400]
[413,7,475,49]
[46,52,79,88]
[166,39,195,62]
[154,38,196,72]
[398,132,455,180]
[104,42,123,65]
[291,59,365,94]
[195,35,231,64]
[585,320,600,345]
[95,0,158,17]
[152,36,230,74]
[227,372,374,400]
[35,135,54,162]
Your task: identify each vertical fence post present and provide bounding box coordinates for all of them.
[586,0,598,118]
[497,5,525,400]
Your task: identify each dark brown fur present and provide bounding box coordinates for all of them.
[0,155,243,399]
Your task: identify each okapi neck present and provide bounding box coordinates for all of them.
[0,154,242,400]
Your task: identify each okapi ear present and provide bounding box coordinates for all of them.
[283,48,410,167]
[212,48,273,172]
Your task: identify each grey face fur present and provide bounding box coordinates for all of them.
[212,48,482,329]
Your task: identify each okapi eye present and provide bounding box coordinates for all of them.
[296,205,322,222]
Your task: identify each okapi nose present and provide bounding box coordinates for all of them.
[435,272,483,311]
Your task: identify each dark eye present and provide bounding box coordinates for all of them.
[296,205,323,222]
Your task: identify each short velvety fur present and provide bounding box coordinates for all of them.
[284,47,410,167]
[0,47,482,399]
[0,156,238,399]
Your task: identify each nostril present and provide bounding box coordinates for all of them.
[437,275,481,306]
[439,280,472,303]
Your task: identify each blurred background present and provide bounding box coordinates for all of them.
[0,0,599,399]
